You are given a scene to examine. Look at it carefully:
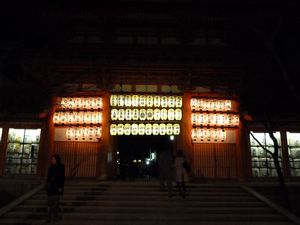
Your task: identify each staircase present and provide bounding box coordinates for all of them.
[0,181,297,225]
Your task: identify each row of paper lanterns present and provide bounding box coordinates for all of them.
[53,111,102,125]
[59,97,103,110]
[110,123,180,136]
[111,108,182,121]
[191,113,239,127]
[191,98,232,112]
[110,95,182,108]
[192,128,226,142]
[66,127,102,140]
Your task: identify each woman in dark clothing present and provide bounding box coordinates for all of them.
[46,154,65,223]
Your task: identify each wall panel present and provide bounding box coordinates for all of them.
[54,142,100,177]
[193,143,237,179]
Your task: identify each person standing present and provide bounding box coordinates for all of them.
[174,149,189,198]
[46,154,65,223]
[158,146,174,198]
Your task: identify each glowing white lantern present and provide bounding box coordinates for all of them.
[224,114,230,126]
[138,124,145,135]
[192,128,197,141]
[166,124,173,135]
[232,114,239,126]
[203,114,209,126]
[71,111,78,124]
[110,124,117,135]
[110,95,118,106]
[85,112,92,124]
[175,109,182,120]
[146,109,154,120]
[168,109,175,120]
[209,114,218,126]
[124,123,131,135]
[60,112,66,124]
[191,113,197,125]
[154,109,161,120]
[97,112,102,124]
[145,124,152,135]
[220,129,226,141]
[131,124,138,135]
[175,96,182,108]
[95,127,102,138]
[173,124,180,135]
[117,124,124,135]
[217,100,224,111]
[132,95,139,107]
[146,95,154,107]
[153,124,159,135]
[66,128,72,140]
[217,114,225,126]
[78,112,84,124]
[125,95,132,107]
[161,96,168,107]
[225,100,232,111]
[53,112,60,124]
[139,95,146,107]
[191,98,197,111]
[211,100,218,111]
[197,99,204,111]
[97,97,103,109]
[132,109,139,120]
[139,109,147,121]
[198,128,205,141]
[118,109,125,120]
[154,96,161,107]
[168,96,175,107]
[125,109,132,120]
[85,97,92,109]
[117,95,125,107]
[159,124,166,135]
[161,109,168,120]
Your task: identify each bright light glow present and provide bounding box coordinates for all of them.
[191,113,239,127]
[170,135,175,141]
[66,127,101,141]
[191,98,232,112]
[192,128,226,142]
[110,123,180,136]
[53,111,102,125]
[60,97,102,110]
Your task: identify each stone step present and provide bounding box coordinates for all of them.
[2,211,286,222]
[26,195,259,202]
[23,199,266,207]
[15,205,274,214]
[0,219,295,225]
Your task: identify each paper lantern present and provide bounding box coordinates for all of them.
[225,100,232,111]
[139,95,146,107]
[154,96,161,107]
[175,96,182,108]
[147,109,154,120]
[125,109,132,120]
[124,123,131,135]
[139,109,147,121]
[232,115,239,126]
[117,95,125,107]
[217,114,225,126]
[166,124,173,135]
[53,112,60,124]
[153,124,159,135]
[168,109,175,120]
[110,95,118,107]
[145,123,152,135]
[66,128,72,140]
[159,124,166,135]
[132,95,139,107]
[175,109,182,120]
[168,96,175,107]
[85,97,91,109]
[161,109,168,120]
[125,95,132,107]
[154,109,161,120]
[118,109,125,120]
[132,109,139,121]
[191,113,197,125]
[161,96,168,108]
[131,124,138,135]
[173,124,180,135]
[138,124,145,135]
[78,112,84,124]
[110,124,117,135]
[146,95,154,107]
[117,124,124,135]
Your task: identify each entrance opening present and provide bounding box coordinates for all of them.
[117,136,171,180]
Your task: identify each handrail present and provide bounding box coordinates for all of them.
[0,183,45,218]
[240,184,300,225]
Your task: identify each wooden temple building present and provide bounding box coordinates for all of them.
[0,0,299,181]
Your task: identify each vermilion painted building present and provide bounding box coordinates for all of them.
[0,1,299,181]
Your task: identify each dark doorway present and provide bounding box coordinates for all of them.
[117,136,171,180]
